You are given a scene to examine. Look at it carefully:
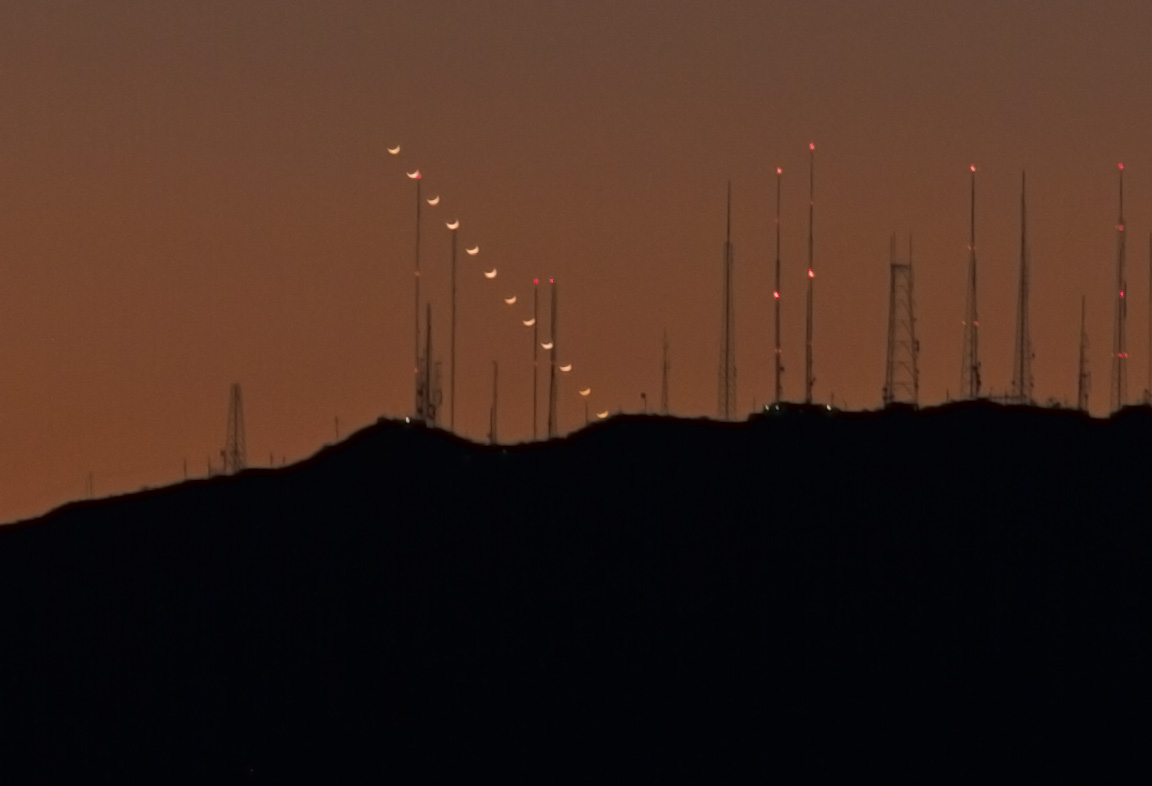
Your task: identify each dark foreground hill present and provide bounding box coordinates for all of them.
[3,402,1152,781]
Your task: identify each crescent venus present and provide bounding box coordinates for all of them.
[523,318,536,326]
[559,364,572,372]
[446,219,460,230]
[466,246,480,256]
[388,146,401,155]
[504,296,517,305]
[483,268,497,279]
[596,411,609,419]
[406,170,421,179]
[541,342,553,350]
[426,196,440,206]
[579,388,591,396]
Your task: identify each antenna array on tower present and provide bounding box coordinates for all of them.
[223,383,247,474]
[1010,171,1034,405]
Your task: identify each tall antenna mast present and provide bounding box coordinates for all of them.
[961,164,981,398]
[661,328,670,414]
[1112,163,1128,412]
[718,182,736,419]
[489,360,498,444]
[533,278,540,439]
[1078,295,1091,411]
[411,172,423,415]
[805,144,816,404]
[1011,170,1034,404]
[449,220,458,430]
[883,234,918,406]
[1147,231,1152,403]
[223,382,247,474]
[774,166,783,405]
[547,278,559,438]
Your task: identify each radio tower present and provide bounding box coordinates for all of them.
[883,234,918,406]
[661,328,670,414]
[1078,296,1091,411]
[409,171,423,415]
[1147,232,1152,403]
[960,165,981,399]
[805,144,816,404]
[718,181,737,419]
[547,278,559,438]
[1010,171,1034,404]
[223,383,247,474]
[448,218,459,430]
[1112,163,1127,412]
[773,166,783,404]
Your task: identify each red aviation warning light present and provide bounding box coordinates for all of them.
[533,278,539,285]
[808,269,815,278]
[809,142,816,151]
[776,167,783,175]
[970,164,976,173]
[773,290,780,300]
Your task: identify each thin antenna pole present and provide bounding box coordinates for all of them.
[719,181,736,418]
[1148,231,1152,402]
[424,303,434,425]
[661,328,670,414]
[774,166,783,405]
[489,360,498,444]
[533,280,539,439]
[1112,164,1127,411]
[805,143,815,404]
[1011,170,1033,404]
[414,177,422,414]
[961,165,981,398]
[547,279,558,438]
[450,227,458,430]
[1079,295,1090,411]
[910,233,918,404]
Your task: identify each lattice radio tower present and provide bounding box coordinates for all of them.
[1078,295,1091,411]
[883,234,918,406]
[1112,163,1127,412]
[1010,171,1034,404]
[223,382,247,474]
[960,165,981,398]
[718,181,737,419]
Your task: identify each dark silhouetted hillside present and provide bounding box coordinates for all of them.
[3,402,1152,782]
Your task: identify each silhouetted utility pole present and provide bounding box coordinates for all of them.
[805,143,816,404]
[223,382,246,474]
[719,182,736,419]
[773,165,783,405]
[1112,163,1128,412]
[1011,171,1034,404]
[1078,295,1091,411]
[661,328,670,415]
[961,165,981,398]
[883,234,918,406]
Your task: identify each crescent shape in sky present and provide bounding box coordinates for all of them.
[504,296,517,305]
[483,268,497,279]
[541,341,554,350]
[578,388,591,397]
[388,145,401,155]
[426,195,440,206]
[522,318,536,326]
[446,219,459,230]
[596,411,609,419]
[466,246,480,256]
[559,364,572,372]
[406,170,421,179]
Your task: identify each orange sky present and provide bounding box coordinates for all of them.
[3,0,1152,522]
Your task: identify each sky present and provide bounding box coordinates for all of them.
[3,0,1152,522]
